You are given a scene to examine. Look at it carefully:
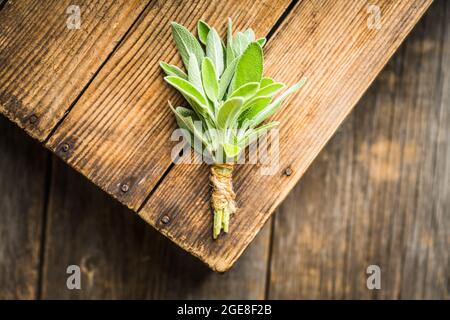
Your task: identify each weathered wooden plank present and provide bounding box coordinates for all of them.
[0,116,48,299]
[46,0,292,210]
[268,0,449,299]
[139,0,433,271]
[41,159,271,299]
[0,0,149,141]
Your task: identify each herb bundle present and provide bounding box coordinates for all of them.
[160,19,305,239]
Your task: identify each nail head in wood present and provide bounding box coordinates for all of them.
[161,215,171,225]
[61,143,70,153]
[120,183,129,193]
[28,114,38,124]
[284,167,293,176]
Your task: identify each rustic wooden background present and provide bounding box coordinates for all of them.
[0,0,448,299]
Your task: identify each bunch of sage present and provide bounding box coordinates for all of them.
[160,19,305,239]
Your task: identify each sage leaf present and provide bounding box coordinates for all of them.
[256,37,266,47]
[233,32,250,56]
[217,97,244,128]
[171,22,204,69]
[232,42,263,92]
[260,77,274,88]
[255,82,285,97]
[229,82,260,101]
[201,57,219,102]
[188,53,203,92]
[244,29,255,41]
[218,58,237,100]
[160,61,187,79]
[206,27,224,76]
[197,20,211,44]
[223,143,241,158]
[252,78,306,126]
[239,96,272,123]
[226,18,235,67]
[241,121,279,148]
[165,76,208,115]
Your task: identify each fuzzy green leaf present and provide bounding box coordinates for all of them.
[233,32,250,56]
[255,82,285,97]
[226,18,235,67]
[197,20,211,44]
[239,96,272,123]
[223,143,241,158]
[206,28,224,76]
[232,42,263,92]
[241,121,279,148]
[171,22,204,69]
[187,53,203,92]
[244,29,255,41]
[217,97,244,128]
[165,76,208,115]
[229,82,260,100]
[256,37,266,47]
[260,77,274,88]
[218,58,238,100]
[201,57,219,102]
[160,61,187,79]
[252,78,306,126]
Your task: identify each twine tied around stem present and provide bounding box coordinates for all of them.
[210,163,236,238]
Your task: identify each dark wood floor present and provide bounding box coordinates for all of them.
[0,0,448,299]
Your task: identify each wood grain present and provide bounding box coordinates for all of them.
[268,0,449,299]
[41,158,271,299]
[0,116,49,299]
[46,0,292,210]
[0,0,148,141]
[139,0,433,271]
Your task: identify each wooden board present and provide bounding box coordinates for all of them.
[0,116,49,299]
[40,158,271,299]
[0,0,148,141]
[268,0,450,298]
[0,0,433,271]
[139,0,433,271]
[0,0,448,298]
[46,0,292,210]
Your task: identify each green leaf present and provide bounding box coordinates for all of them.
[256,37,266,47]
[223,143,241,158]
[260,77,274,88]
[244,29,255,41]
[255,82,285,97]
[232,42,263,92]
[171,22,204,70]
[187,53,203,92]
[197,20,211,44]
[165,76,208,115]
[218,58,237,100]
[226,18,235,67]
[252,78,306,126]
[239,96,272,122]
[233,32,250,56]
[241,121,279,148]
[160,61,187,79]
[217,97,244,128]
[229,82,260,100]
[170,104,211,158]
[206,28,224,76]
[201,57,219,102]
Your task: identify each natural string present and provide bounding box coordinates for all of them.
[210,163,236,214]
